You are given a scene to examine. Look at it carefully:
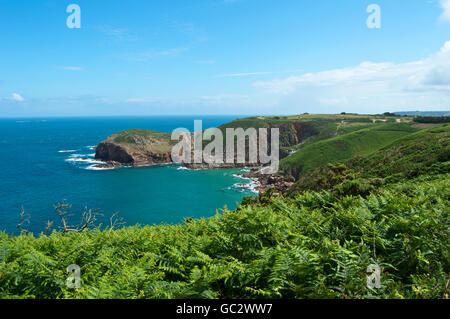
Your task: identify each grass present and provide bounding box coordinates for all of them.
[287,124,450,196]
[111,129,171,145]
[280,123,418,178]
[219,114,411,152]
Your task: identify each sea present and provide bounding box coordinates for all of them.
[0,116,258,235]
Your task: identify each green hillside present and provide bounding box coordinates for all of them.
[351,124,450,178]
[0,117,448,300]
[287,124,450,195]
[217,114,411,151]
[280,123,418,179]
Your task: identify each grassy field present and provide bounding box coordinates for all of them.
[110,129,172,145]
[286,124,449,195]
[279,123,418,178]
[104,129,176,153]
[219,114,412,151]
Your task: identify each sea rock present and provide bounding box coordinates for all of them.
[241,168,295,193]
[92,161,123,169]
[94,129,173,167]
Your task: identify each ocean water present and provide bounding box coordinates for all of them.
[0,116,257,234]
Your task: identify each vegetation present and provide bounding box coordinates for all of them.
[217,114,411,157]
[111,129,173,145]
[280,123,418,179]
[0,173,448,299]
[0,116,448,300]
[288,124,449,195]
[104,129,176,154]
[413,116,450,124]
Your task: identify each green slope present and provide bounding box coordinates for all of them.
[217,114,411,149]
[280,123,418,179]
[287,124,450,195]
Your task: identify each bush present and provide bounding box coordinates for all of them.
[0,174,448,299]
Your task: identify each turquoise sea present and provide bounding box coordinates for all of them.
[0,116,257,234]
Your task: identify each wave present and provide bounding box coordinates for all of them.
[85,164,114,171]
[232,174,252,181]
[58,150,77,153]
[68,152,95,158]
[66,158,104,164]
[65,157,105,164]
[230,179,260,194]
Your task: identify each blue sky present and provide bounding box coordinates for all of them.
[1,0,450,116]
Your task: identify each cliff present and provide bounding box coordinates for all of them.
[94,129,174,168]
[93,118,322,169]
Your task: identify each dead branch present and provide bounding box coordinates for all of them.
[44,220,53,236]
[54,200,102,234]
[17,206,30,234]
[109,212,125,232]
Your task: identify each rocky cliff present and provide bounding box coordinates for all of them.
[94,129,174,168]
[93,119,320,171]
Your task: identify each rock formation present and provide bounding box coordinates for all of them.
[94,129,174,168]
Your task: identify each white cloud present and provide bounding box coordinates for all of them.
[95,25,132,41]
[253,41,450,113]
[217,70,303,78]
[200,94,249,101]
[218,72,273,78]
[60,66,83,71]
[11,93,25,102]
[122,47,189,62]
[196,60,216,64]
[125,97,159,103]
[440,0,450,22]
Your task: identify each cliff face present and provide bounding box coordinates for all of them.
[94,129,174,168]
[93,120,320,169]
[95,142,134,164]
[217,119,319,149]
[286,122,318,146]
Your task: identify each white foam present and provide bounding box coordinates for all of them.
[66,157,105,164]
[85,164,114,170]
[59,150,77,153]
[231,179,260,194]
[68,153,95,158]
[232,174,252,181]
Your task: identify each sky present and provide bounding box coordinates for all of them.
[0,0,450,117]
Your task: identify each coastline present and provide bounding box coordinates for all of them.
[88,159,293,194]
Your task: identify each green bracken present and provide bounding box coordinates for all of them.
[0,174,448,299]
[0,119,448,300]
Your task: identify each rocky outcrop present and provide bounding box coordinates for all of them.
[95,142,134,164]
[94,129,174,169]
[185,162,260,170]
[287,122,318,146]
[240,168,295,193]
[92,120,319,172]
